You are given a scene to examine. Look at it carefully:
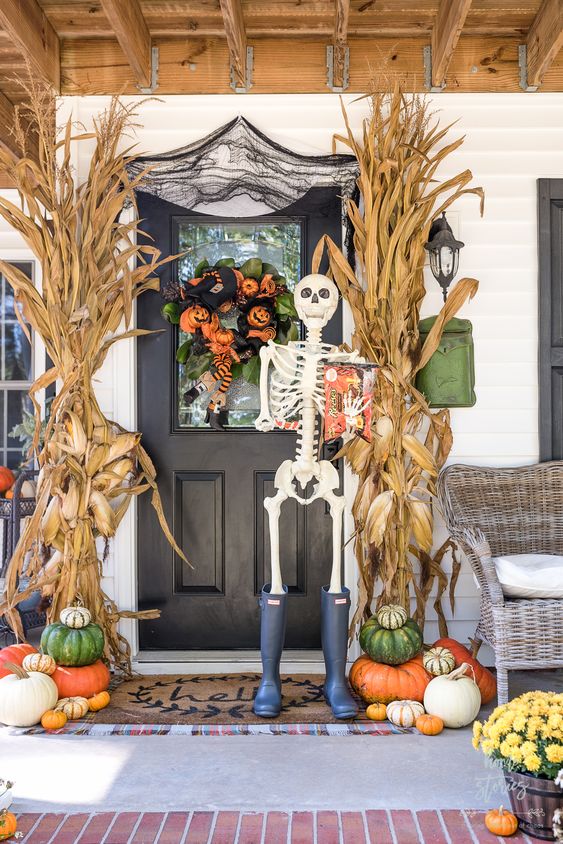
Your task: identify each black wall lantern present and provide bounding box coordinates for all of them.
[424,212,464,301]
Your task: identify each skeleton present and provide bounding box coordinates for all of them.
[255,273,362,595]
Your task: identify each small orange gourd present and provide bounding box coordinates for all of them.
[88,690,111,712]
[41,709,68,730]
[484,806,518,837]
[366,703,387,721]
[0,810,17,841]
[415,713,444,736]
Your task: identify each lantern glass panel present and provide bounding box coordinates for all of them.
[440,245,454,276]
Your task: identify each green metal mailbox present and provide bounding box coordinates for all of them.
[415,316,476,408]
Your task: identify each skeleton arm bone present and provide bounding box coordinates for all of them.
[255,343,276,432]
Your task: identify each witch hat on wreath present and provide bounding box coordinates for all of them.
[184,266,238,310]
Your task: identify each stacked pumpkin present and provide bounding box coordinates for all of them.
[349,605,497,734]
[0,604,111,730]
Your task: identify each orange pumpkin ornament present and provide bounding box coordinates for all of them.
[484,806,518,837]
[248,305,271,328]
[179,304,211,333]
[365,703,387,721]
[0,810,17,841]
[88,690,111,712]
[41,709,68,730]
[240,278,260,298]
[214,328,235,346]
[433,638,497,704]
[349,654,432,704]
[0,467,15,494]
[415,713,444,735]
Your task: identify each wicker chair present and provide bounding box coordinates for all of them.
[437,462,563,704]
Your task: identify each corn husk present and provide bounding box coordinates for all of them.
[313,85,483,635]
[0,81,188,675]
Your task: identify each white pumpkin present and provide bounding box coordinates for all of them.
[423,646,455,676]
[22,653,56,675]
[423,662,481,728]
[376,604,407,630]
[60,605,91,629]
[0,663,57,727]
[386,699,425,727]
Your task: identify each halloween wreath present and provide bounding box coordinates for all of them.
[162,257,299,430]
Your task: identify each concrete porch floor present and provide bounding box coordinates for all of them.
[1,669,561,817]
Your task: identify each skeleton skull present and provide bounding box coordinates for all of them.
[294,274,338,330]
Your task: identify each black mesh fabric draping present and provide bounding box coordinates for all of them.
[126,116,359,259]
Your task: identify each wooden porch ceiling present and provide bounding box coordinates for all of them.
[0,1,561,158]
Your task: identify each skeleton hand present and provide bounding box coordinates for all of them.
[255,414,275,432]
[342,390,369,432]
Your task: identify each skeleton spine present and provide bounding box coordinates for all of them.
[296,400,318,463]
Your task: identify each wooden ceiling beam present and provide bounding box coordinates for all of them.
[333,0,350,89]
[431,0,473,88]
[219,0,248,89]
[526,0,563,88]
[0,0,60,91]
[100,0,153,89]
[0,90,37,165]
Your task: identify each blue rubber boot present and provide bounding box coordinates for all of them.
[253,584,288,718]
[321,586,358,719]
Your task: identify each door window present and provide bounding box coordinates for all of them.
[174,220,302,429]
[0,264,33,468]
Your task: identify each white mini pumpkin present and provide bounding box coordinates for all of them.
[22,653,56,675]
[423,646,455,676]
[60,605,91,629]
[386,699,425,727]
[55,696,89,720]
[423,662,481,728]
[0,663,58,727]
[376,604,407,630]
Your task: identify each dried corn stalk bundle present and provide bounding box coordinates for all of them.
[0,84,186,674]
[313,86,483,636]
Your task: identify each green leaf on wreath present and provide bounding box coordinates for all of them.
[230,362,243,381]
[184,352,213,380]
[215,257,236,267]
[275,292,298,318]
[161,302,180,324]
[287,321,300,341]
[261,262,279,278]
[176,339,192,364]
[194,258,210,278]
[242,356,261,386]
[240,258,262,279]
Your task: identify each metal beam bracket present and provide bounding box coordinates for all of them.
[423,45,446,92]
[230,46,253,93]
[518,44,538,92]
[137,46,159,94]
[326,45,350,93]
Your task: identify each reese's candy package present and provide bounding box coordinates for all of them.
[324,363,378,443]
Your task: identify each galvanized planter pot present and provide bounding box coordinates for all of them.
[504,770,562,840]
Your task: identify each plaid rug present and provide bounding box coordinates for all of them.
[4,721,413,736]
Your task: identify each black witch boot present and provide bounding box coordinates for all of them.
[205,408,228,431]
[253,584,288,718]
[321,586,358,719]
[183,383,207,405]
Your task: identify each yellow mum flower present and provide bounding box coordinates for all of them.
[546,745,563,764]
[473,721,483,740]
[524,753,541,772]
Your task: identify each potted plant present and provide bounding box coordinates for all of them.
[473,691,563,840]
[0,780,13,812]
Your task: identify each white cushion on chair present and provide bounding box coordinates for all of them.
[491,554,563,599]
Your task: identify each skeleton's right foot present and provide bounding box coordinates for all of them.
[254,584,288,718]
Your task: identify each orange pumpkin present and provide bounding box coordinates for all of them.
[214,328,235,346]
[247,305,271,328]
[365,703,387,721]
[41,709,68,730]
[4,489,13,500]
[51,660,110,699]
[349,654,432,704]
[415,713,444,735]
[0,467,15,494]
[434,638,497,704]
[484,806,518,837]
[240,277,259,297]
[88,690,111,712]
[179,304,211,333]
[0,643,36,679]
[0,810,17,841]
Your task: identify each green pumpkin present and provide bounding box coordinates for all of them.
[40,622,105,666]
[359,615,423,665]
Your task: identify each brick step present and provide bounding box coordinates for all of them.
[12,810,537,843]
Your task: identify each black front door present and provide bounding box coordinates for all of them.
[137,188,343,650]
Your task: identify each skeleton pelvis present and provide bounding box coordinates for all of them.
[272,459,340,503]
